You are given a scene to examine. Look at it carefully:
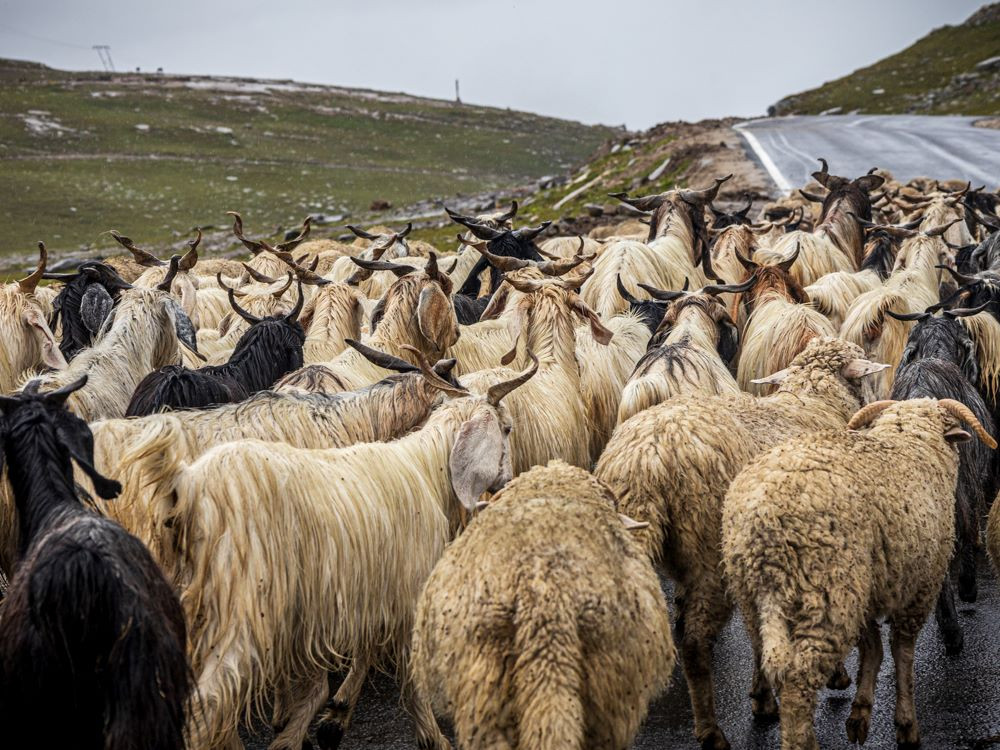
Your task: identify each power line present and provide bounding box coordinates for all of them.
[0,24,92,50]
[92,45,115,72]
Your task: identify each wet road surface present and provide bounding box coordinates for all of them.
[735,115,1000,193]
[245,557,1000,749]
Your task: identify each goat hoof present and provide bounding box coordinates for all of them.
[846,703,872,745]
[827,662,852,690]
[315,721,344,750]
[751,691,779,721]
[698,728,730,750]
[896,720,920,748]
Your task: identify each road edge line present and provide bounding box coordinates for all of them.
[733,122,792,195]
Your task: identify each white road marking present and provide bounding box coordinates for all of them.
[733,122,793,194]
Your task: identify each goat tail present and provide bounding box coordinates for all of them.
[758,591,794,690]
[513,573,584,750]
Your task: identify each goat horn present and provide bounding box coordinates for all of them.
[271,272,294,298]
[799,189,826,203]
[108,230,165,267]
[486,350,539,406]
[812,157,831,187]
[156,255,181,291]
[537,253,590,277]
[346,224,379,241]
[242,263,278,284]
[349,256,416,277]
[778,241,800,273]
[283,281,305,322]
[735,248,757,271]
[637,278,689,301]
[227,288,262,325]
[400,344,470,397]
[467,241,530,272]
[18,241,47,294]
[970,207,1000,232]
[938,399,998,449]
[608,191,667,212]
[177,228,201,271]
[923,218,962,238]
[276,216,312,251]
[702,276,756,296]
[445,208,504,241]
[216,271,247,297]
[935,265,977,286]
[885,309,931,322]
[345,338,418,373]
[943,302,990,319]
[616,274,639,304]
[494,200,518,224]
[512,221,552,242]
[847,400,897,430]
[227,211,268,255]
[680,174,733,205]
[504,274,545,294]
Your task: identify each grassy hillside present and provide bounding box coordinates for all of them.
[0,59,615,263]
[772,4,1000,116]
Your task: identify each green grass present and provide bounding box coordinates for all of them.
[0,60,615,261]
[773,9,1000,115]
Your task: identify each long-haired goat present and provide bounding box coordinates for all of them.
[125,284,306,416]
[45,260,134,361]
[0,376,189,750]
[157,353,536,750]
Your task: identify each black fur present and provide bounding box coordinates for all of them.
[629,299,669,333]
[457,233,544,298]
[892,354,998,654]
[0,382,189,750]
[50,263,131,361]
[126,314,305,416]
[453,293,492,325]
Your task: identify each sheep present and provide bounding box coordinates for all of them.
[274,253,459,394]
[76,340,465,567]
[0,376,189,750]
[722,398,996,750]
[125,284,306,416]
[24,280,202,422]
[616,279,749,426]
[840,220,956,397]
[156,353,537,750]
[0,242,66,393]
[595,337,888,750]
[459,269,612,474]
[730,245,838,395]
[411,460,674,750]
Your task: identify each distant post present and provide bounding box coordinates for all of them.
[455,79,461,105]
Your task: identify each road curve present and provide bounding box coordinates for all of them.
[735,115,1000,193]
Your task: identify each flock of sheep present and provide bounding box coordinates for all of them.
[0,158,999,750]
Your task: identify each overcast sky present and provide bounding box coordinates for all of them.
[0,0,985,129]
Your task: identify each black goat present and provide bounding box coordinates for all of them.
[0,376,189,749]
[889,306,999,655]
[615,274,670,332]
[44,261,133,361]
[126,283,305,416]
[708,195,753,231]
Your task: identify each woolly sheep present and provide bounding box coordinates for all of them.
[722,398,996,750]
[412,460,674,750]
[595,337,888,750]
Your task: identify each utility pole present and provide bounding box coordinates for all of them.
[92,45,115,72]
[455,79,461,105]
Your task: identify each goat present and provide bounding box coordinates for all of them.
[0,376,189,750]
[44,260,134,361]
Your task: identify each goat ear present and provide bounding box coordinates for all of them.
[23,306,67,370]
[569,294,612,345]
[841,359,890,379]
[479,285,510,321]
[165,298,205,361]
[855,174,885,193]
[751,367,792,385]
[417,284,457,354]
[961,339,980,384]
[716,316,739,365]
[450,411,507,512]
[54,422,122,500]
[944,427,972,444]
[80,284,115,336]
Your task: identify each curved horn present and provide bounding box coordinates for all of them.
[108,230,165,267]
[680,174,733,204]
[156,255,181,292]
[270,272,294,298]
[616,274,639,304]
[537,253,590,277]
[177,228,201,271]
[608,191,667,212]
[18,241,47,294]
[701,276,757,296]
[512,221,552,242]
[344,338,418,373]
[349,256,416,277]
[227,288,263,325]
[847,400,897,430]
[445,207,504,240]
[943,302,990,319]
[276,216,312,251]
[395,222,413,240]
[637,278,689,301]
[283,281,305,322]
[486,351,539,407]
[227,211,268,255]
[939,399,998,449]
[812,157,831,187]
[399,344,470,397]
[494,200,518,224]
[465,239,530,272]
[346,225,380,241]
[215,271,247,297]
[737,195,753,218]
[970,206,1000,232]
[935,265,978,288]
[734,248,757,271]
[885,309,931,322]
[241,263,278,284]
[799,189,826,203]
[778,242,800,273]
[923,218,962,238]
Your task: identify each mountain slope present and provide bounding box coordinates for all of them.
[772,4,1000,116]
[0,59,615,259]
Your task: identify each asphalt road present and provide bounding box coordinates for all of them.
[735,115,1000,193]
[245,557,1000,749]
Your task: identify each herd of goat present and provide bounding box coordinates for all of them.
[1,159,1000,749]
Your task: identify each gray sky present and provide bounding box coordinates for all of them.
[0,0,985,129]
